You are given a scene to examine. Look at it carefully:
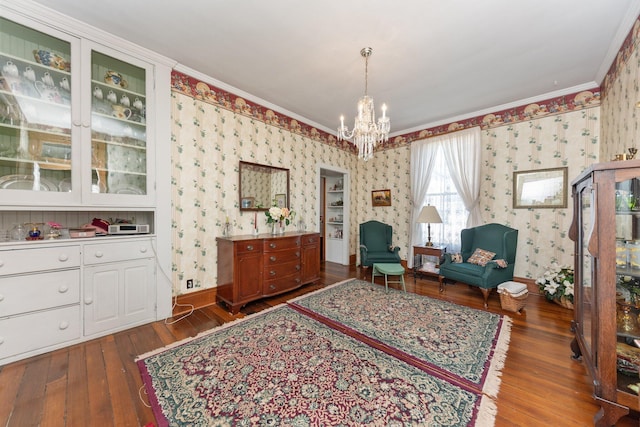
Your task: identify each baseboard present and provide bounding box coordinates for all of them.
[173,287,218,316]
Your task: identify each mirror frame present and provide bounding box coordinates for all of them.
[239,161,290,212]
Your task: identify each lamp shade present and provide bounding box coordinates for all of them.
[417,205,442,224]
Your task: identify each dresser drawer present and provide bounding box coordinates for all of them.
[0,270,80,317]
[264,237,301,252]
[0,245,80,276]
[264,248,300,265]
[302,233,320,245]
[235,240,262,254]
[0,305,80,360]
[263,274,302,296]
[84,239,154,265]
[264,259,301,280]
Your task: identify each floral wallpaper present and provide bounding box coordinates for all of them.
[601,18,640,158]
[170,12,640,295]
[171,87,356,294]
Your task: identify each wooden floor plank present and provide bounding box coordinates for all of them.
[1,263,639,426]
[40,349,69,427]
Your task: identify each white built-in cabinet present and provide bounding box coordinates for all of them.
[0,1,173,365]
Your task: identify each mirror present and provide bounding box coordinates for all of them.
[239,161,289,211]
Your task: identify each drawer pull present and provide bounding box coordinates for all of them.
[270,271,276,276]
[59,321,69,330]
[0,260,4,268]
[0,337,3,345]
[58,254,69,262]
[295,278,301,284]
[270,256,276,262]
[84,297,93,305]
[270,243,276,249]
[140,247,148,254]
[94,251,104,258]
[247,245,254,251]
[296,265,301,271]
[58,285,69,293]
[0,294,3,302]
[270,284,276,290]
[295,251,300,257]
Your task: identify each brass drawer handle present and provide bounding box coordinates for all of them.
[295,251,300,257]
[247,245,254,251]
[270,243,276,249]
[270,271,276,276]
[295,278,301,283]
[296,265,300,271]
[270,256,276,262]
[270,284,276,290]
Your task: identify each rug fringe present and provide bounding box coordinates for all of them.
[482,315,512,400]
[476,394,498,426]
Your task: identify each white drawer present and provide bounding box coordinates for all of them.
[0,270,80,317]
[83,239,154,265]
[0,245,81,276]
[0,305,80,360]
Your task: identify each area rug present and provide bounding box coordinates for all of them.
[137,305,497,426]
[289,279,511,398]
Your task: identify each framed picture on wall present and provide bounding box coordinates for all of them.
[275,193,286,208]
[372,189,391,207]
[241,197,255,209]
[513,167,568,209]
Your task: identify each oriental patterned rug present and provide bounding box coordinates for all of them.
[137,280,510,426]
[289,279,512,398]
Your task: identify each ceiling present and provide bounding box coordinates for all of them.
[27,0,640,135]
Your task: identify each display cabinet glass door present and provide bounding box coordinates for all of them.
[0,17,76,200]
[577,182,595,365]
[90,50,147,197]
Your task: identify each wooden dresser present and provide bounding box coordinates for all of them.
[216,232,320,313]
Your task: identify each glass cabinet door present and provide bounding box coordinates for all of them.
[0,17,77,202]
[89,49,148,198]
[577,182,595,363]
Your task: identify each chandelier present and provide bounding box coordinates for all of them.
[337,47,390,161]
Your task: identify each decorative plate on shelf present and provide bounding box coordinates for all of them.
[0,175,57,191]
[111,185,144,195]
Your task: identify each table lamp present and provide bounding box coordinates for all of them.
[417,205,442,247]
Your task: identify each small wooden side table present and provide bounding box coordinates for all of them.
[413,244,447,287]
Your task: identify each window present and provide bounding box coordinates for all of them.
[421,148,466,252]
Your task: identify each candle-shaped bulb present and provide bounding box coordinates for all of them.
[381,103,387,118]
[340,115,344,127]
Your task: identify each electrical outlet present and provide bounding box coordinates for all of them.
[186,279,194,289]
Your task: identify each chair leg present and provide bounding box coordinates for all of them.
[400,274,406,292]
[384,274,389,292]
[438,275,445,293]
[480,288,491,309]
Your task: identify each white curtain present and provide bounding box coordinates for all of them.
[408,139,438,267]
[409,127,482,267]
[440,127,483,227]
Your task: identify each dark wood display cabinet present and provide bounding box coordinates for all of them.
[570,159,640,426]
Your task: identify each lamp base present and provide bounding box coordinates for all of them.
[425,241,434,247]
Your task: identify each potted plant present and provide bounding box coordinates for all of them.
[536,263,574,309]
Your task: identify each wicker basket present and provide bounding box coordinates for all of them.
[497,281,528,314]
[499,291,528,314]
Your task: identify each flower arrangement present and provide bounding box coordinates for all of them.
[265,206,295,225]
[536,263,574,305]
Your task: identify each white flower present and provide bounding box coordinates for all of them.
[269,206,282,219]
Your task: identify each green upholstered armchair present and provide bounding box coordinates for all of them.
[359,220,401,272]
[438,223,518,308]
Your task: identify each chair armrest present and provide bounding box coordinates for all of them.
[440,253,453,266]
[389,246,400,254]
[359,244,368,253]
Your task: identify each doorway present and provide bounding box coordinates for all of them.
[318,165,349,265]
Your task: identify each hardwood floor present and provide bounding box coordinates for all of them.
[0,262,637,426]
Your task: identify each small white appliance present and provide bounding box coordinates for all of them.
[107,224,150,235]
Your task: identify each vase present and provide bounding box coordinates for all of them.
[271,222,278,235]
[554,296,574,310]
[278,220,285,234]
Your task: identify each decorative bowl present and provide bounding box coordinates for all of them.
[33,49,70,72]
